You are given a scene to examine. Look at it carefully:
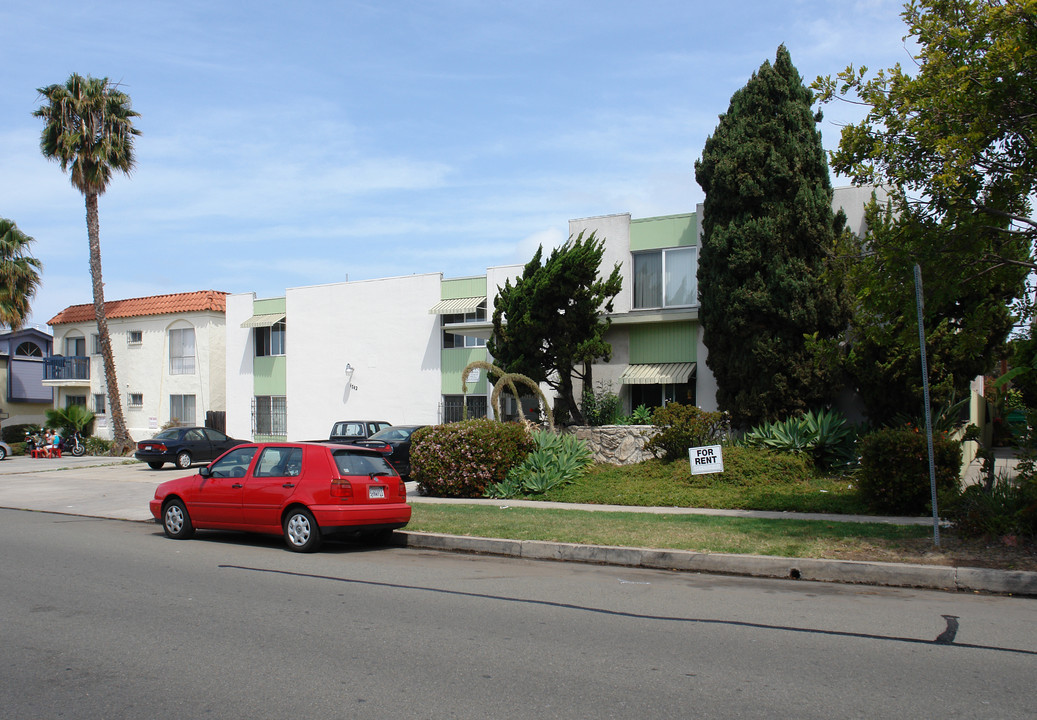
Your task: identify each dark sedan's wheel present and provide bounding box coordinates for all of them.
[162,499,195,540]
[175,451,192,469]
[148,462,164,470]
[283,508,321,553]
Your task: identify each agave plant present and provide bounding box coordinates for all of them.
[484,430,593,498]
[744,409,858,470]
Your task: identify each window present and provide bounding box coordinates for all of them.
[255,321,286,357]
[128,330,143,345]
[128,393,144,408]
[442,303,487,348]
[170,394,196,426]
[65,395,86,408]
[93,394,107,415]
[15,341,42,357]
[632,247,697,309]
[254,447,303,478]
[443,395,487,423]
[64,336,86,357]
[254,396,287,436]
[169,328,196,374]
[92,334,102,354]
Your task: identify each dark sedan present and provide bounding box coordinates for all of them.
[135,427,246,469]
[354,425,426,478]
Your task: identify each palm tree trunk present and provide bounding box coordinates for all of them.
[85,192,132,453]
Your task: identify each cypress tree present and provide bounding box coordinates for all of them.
[694,45,847,427]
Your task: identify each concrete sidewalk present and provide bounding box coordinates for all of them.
[0,454,1033,596]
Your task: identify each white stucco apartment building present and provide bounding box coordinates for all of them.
[225,189,880,442]
[46,291,228,440]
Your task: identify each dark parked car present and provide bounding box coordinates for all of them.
[354,425,426,478]
[135,427,246,469]
[149,442,411,552]
[328,420,391,444]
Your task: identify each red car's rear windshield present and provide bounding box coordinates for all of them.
[331,449,395,476]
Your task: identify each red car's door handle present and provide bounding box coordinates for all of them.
[282,483,295,489]
[232,483,243,489]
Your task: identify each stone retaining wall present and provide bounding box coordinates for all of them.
[567,425,658,465]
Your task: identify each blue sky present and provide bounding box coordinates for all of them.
[1,0,912,328]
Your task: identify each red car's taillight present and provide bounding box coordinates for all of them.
[398,478,407,498]
[330,478,353,498]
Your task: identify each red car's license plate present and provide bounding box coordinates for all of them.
[369,486,385,499]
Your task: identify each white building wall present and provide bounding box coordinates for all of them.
[225,293,257,440]
[568,213,633,314]
[52,310,226,442]
[285,273,443,440]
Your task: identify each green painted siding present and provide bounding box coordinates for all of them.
[254,356,287,395]
[441,347,489,394]
[253,297,286,314]
[630,214,697,251]
[628,322,696,364]
[441,277,487,300]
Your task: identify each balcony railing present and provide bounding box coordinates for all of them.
[43,356,90,381]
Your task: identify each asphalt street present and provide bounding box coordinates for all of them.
[2,508,1035,720]
[0,454,1034,595]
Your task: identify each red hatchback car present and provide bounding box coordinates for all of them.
[149,442,411,552]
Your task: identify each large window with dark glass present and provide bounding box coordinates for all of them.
[255,321,286,357]
[633,247,697,309]
[442,303,487,348]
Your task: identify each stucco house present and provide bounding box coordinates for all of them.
[46,291,228,441]
[225,188,879,441]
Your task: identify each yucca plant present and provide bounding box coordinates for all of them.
[744,409,857,470]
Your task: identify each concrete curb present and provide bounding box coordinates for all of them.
[397,531,1037,596]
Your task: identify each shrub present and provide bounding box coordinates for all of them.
[855,428,962,515]
[716,445,816,486]
[644,403,729,462]
[411,419,536,498]
[943,475,1037,539]
[86,436,113,456]
[486,430,593,498]
[2,423,39,445]
[581,381,623,426]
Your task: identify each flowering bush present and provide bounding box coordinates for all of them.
[410,419,537,498]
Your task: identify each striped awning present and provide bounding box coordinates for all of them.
[429,297,485,315]
[240,313,286,328]
[618,362,696,385]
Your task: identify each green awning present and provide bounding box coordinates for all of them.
[240,313,286,328]
[429,297,485,315]
[618,362,696,385]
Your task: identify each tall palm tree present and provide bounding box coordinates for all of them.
[0,218,43,329]
[34,74,141,453]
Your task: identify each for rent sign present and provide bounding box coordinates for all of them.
[689,445,724,475]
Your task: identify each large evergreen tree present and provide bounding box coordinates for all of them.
[488,232,622,424]
[694,45,848,427]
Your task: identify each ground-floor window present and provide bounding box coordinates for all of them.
[442,395,487,423]
[253,395,287,436]
[629,382,694,412]
[170,394,197,426]
[93,393,107,415]
[65,395,86,408]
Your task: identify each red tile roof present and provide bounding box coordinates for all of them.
[48,290,228,326]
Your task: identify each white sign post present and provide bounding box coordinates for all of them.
[689,445,724,475]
